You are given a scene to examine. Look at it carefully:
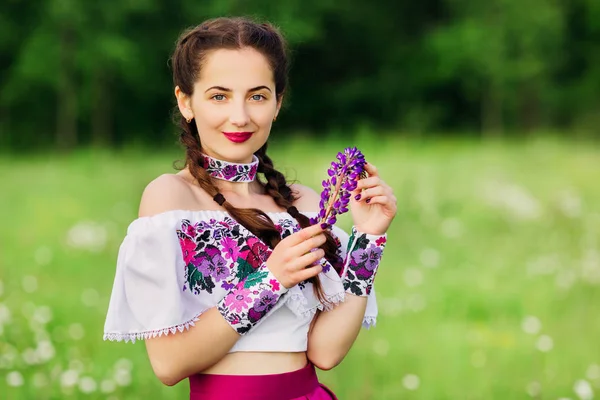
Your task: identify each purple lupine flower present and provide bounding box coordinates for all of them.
[317,147,366,228]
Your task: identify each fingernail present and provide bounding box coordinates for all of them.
[355,194,361,201]
[366,198,371,204]
[320,223,329,230]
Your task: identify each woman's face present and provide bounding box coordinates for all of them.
[176,47,282,163]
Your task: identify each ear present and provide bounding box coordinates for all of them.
[274,95,284,120]
[175,86,194,121]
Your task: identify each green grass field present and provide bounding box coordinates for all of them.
[1,136,599,399]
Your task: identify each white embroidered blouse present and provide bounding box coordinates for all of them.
[103,210,377,352]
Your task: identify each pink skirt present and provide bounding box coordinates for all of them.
[188,363,337,400]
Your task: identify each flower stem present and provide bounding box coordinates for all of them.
[323,172,343,224]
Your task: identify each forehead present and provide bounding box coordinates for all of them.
[198,47,274,89]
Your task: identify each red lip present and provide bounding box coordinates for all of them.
[223,132,253,143]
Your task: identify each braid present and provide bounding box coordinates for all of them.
[256,143,294,208]
[177,120,342,305]
[179,120,280,247]
[171,17,340,305]
[255,144,343,276]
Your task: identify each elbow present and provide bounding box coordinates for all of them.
[157,373,181,387]
[150,359,185,387]
[308,350,344,371]
[149,352,216,386]
[312,360,339,371]
[146,340,194,386]
[311,357,342,371]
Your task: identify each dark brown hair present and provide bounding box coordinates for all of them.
[170,17,341,302]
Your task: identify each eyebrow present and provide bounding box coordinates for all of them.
[204,85,272,93]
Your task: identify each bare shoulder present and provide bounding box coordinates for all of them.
[138,173,199,217]
[290,183,320,211]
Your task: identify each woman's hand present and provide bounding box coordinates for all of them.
[350,162,397,235]
[265,223,327,288]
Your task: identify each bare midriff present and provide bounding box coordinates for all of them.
[200,351,308,375]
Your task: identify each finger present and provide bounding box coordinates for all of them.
[294,248,325,270]
[363,162,379,177]
[292,233,327,258]
[295,262,324,282]
[356,186,388,202]
[286,223,324,245]
[356,176,381,190]
[361,195,397,209]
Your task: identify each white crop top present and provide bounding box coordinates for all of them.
[103,210,377,352]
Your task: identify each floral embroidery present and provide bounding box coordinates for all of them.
[218,268,288,335]
[221,281,235,291]
[351,245,383,271]
[179,236,196,265]
[275,218,300,239]
[343,227,386,296]
[223,286,252,313]
[201,153,259,183]
[221,236,241,261]
[330,233,345,276]
[243,237,272,269]
[269,279,280,291]
[254,289,279,312]
[176,214,366,323]
[176,216,297,296]
[193,245,229,281]
[312,257,332,274]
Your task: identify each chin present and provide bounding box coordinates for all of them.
[231,138,267,153]
[218,143,262,162]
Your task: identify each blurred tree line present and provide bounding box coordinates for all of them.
[0,0,598,151]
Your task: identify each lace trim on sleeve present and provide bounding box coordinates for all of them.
[104,312,204,343]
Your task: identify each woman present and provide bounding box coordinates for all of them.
[104,17,397,399]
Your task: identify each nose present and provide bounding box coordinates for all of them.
[229,100,250,127]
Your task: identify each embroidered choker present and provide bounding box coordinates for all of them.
[201,153,259,183]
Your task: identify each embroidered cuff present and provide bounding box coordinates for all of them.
[343,227,387,297]
[217,266,288,335]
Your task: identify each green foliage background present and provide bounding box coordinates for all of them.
[1,1,599,398]
[1,137,600,399]
[1,0,600,151]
